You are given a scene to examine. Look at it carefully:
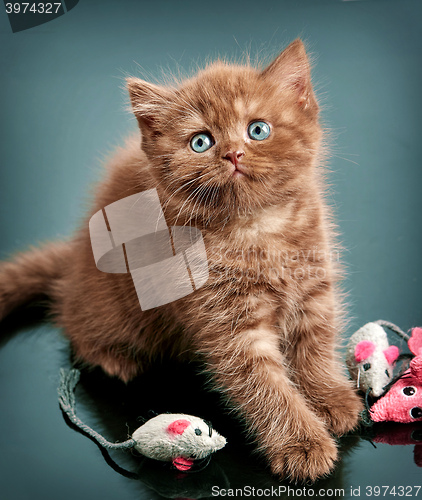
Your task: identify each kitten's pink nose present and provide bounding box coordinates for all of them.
[223,150,245,167]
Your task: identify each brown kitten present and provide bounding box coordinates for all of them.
[0,40,362,481]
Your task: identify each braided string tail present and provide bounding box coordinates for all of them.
[374,320,410,341]
[58,368,136,450]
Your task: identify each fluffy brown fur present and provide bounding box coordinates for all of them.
[0,40,362,481]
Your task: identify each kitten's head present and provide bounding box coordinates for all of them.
[128,40,322,227]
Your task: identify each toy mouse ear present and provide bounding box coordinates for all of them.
[167,419,191,435]
[408,327,422,356]
[410,356,422,383]
[383,345,400,365]
[355,341,376,363]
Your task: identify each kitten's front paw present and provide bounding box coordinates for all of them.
[270,432,338,482]
[316,387,363,436]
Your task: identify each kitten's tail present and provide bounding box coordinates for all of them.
[0,242,73,321]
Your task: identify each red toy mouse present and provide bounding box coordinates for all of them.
[370,327,422,423]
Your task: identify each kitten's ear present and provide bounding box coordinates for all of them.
[262,39,317,111]
[127,77,174,137]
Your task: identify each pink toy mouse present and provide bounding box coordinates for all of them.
[370,327,422,423]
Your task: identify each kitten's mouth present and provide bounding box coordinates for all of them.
[230,164,248,178]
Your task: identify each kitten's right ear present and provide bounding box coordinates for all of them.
[127,78,174,137]
[261,39,317,112]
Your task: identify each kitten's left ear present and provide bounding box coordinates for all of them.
[126,77,174,138]
[262,39,317,111]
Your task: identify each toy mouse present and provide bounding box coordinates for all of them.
[58,369,227,471]
[370,327,422,423]
[132,413,227,470]
[346,321,400,397]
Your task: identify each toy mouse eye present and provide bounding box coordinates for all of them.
[403,386,416,397]
[194,428,202,436]
[248,121,270,141]
[190,133,213,153]
[385,369,390,378]
[410,407,422,419]
[363,363,371,371]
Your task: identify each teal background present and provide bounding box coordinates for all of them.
[0,1,421,499]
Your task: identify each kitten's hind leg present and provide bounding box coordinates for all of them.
[72,341,143,383]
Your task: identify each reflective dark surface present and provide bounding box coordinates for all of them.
[1,307,421,499]
[1,0,422,498]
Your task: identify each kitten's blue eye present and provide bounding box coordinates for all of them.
[190,133,213,153]
[248,121,270,141]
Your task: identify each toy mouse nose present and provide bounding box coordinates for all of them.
[223,150,244,167]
